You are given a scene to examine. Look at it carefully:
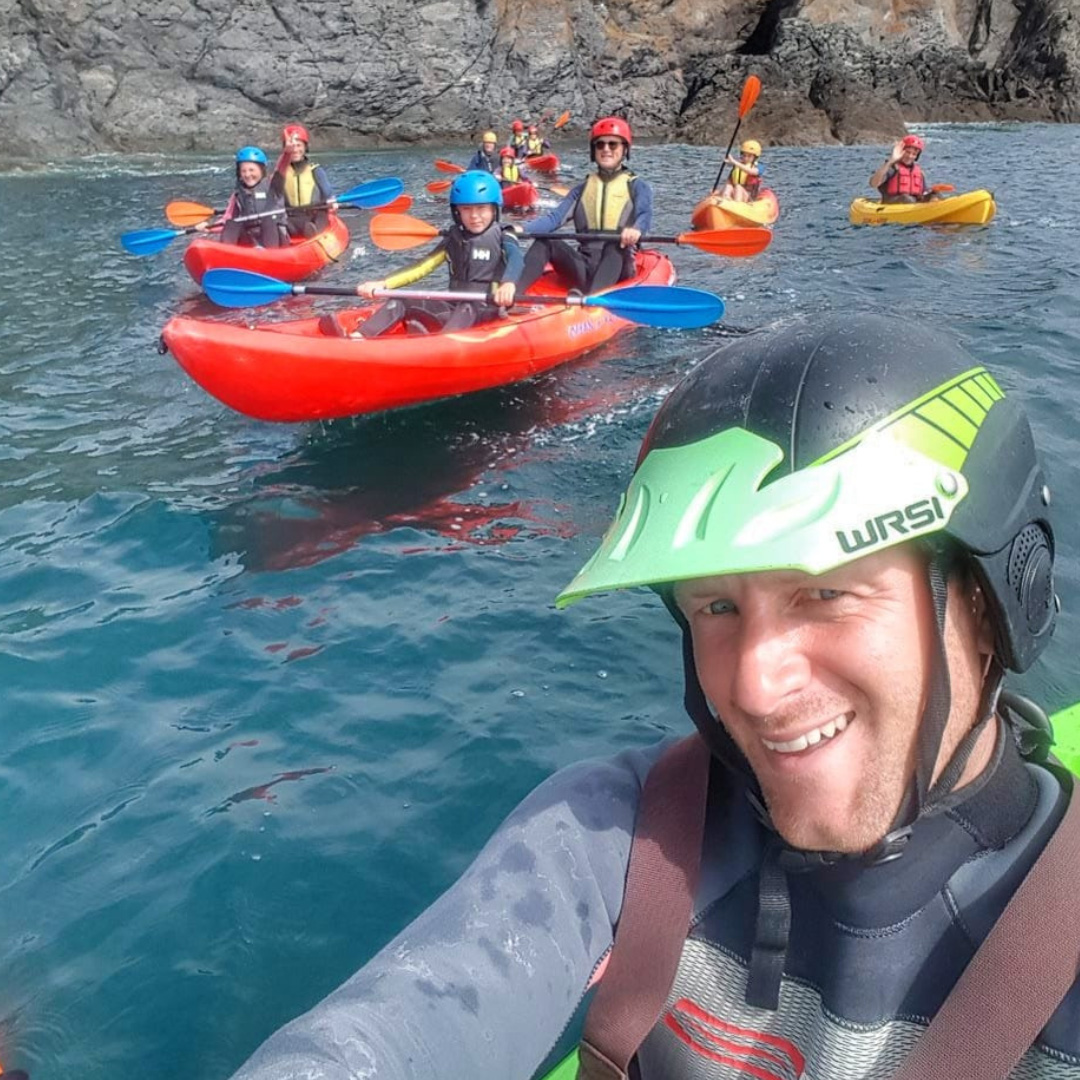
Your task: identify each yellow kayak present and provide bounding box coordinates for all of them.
[849,190,996,226]
[692,189,779,230]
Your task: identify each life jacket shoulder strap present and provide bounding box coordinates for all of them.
[577,734,711,1079]
[891,780,1080,1080]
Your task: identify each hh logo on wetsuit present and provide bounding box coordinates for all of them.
[472,249,492,261]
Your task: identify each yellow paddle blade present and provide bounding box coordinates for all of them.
[369,213,442,251]
[165,200,216,226]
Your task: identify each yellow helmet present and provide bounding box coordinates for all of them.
[482,131,497,144]
[741,139,762,156]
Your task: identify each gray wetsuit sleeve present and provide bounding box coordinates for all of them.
[228,742,673,1080]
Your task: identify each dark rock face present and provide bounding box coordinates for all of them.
[0,0,1075,158]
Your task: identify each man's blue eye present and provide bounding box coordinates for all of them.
[707,599,736,615]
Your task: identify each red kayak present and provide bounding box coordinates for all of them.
[182,215,350,286]
[160,250,675,422]
[501,181,541,209]
[524,153,560,173]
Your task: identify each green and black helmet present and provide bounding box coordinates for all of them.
[558,313,1056,849]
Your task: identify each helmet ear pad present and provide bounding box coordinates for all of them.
[947,395,1056,672]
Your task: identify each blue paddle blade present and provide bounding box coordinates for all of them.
[588,285,725,329]
[121,227,182,256]
[337,177,406,210]
[203,268,293,308]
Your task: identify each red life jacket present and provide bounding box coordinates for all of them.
[883,161,926,198]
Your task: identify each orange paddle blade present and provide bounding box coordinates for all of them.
[738,75,762,118]
[547,183,571,197]
[553,110,571,130]
[166,200,216,226]
[434,159,465,175]
[380,193,414,214]
[931,183,956,193]
[679,227,772,257]
[426,178,454,194]
[370,213,442,251]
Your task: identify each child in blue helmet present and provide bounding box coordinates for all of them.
[347,170,523,338]
[215,147,286,247]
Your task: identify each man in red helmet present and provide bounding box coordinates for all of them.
[514,116,654,295]
[870,134,936,204]
[277,123,338,237]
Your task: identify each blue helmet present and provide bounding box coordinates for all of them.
[235,146,268,167]
[449,170,503,208]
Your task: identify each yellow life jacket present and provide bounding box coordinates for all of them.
[731,158,759,189]
[526,136,545,156]
[282,160,320,207]
[500,161,520,184]
[574,170,635,232]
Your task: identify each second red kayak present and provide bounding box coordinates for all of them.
[160,250,675,422]
[182,214,350,286]
[501,181,541,209]
[524,153,560,173]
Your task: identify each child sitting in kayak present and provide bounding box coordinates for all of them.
[204,147,286,248]
[718,139,763,203]
[524,123,551,158]
[870,135,936,203]
[278,123,337,238]
[495,147,522,186]
[343,170,522,338]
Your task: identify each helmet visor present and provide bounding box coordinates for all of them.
[556,427,969,607]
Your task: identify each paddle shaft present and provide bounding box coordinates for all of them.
[712,77,761,191]
[525,231,692,246]
[275,285,620,309]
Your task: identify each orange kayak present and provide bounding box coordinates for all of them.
[182,214,350,285]
[691,189,779,230]
[160,250,675,422]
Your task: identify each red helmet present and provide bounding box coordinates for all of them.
[282,123,310,145]
[512,120,524,132]
[528,123,538,133]
[901,134,925,153]
[590,116,632,161]
[499,146,516,159]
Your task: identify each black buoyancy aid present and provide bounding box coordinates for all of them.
[883,161,926,198]
[234,176,283,219]
[282,160,320,207]
[573,170,636,233]
[443,222,506,290]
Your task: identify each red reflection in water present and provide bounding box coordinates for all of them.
[208,766,333,815]
[213,357,656,574]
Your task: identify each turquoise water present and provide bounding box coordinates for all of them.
[1,124,1079,1079]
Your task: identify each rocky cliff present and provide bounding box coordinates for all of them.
[0,0,1075,157]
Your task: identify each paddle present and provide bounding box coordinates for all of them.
[201,268,724,329]
[166,191,413,227]
[931,184,956,194]
[426,178,454,194]
[369,213,772,257]
[553,110,571,130]
[124,178,406,255]
[711,74,762,192]
[434,160,465,175]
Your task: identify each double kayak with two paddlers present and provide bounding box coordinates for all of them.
[160,250,676,423]
[849,189,997,227]
[690,189,779,231]
[182,214,350,285]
